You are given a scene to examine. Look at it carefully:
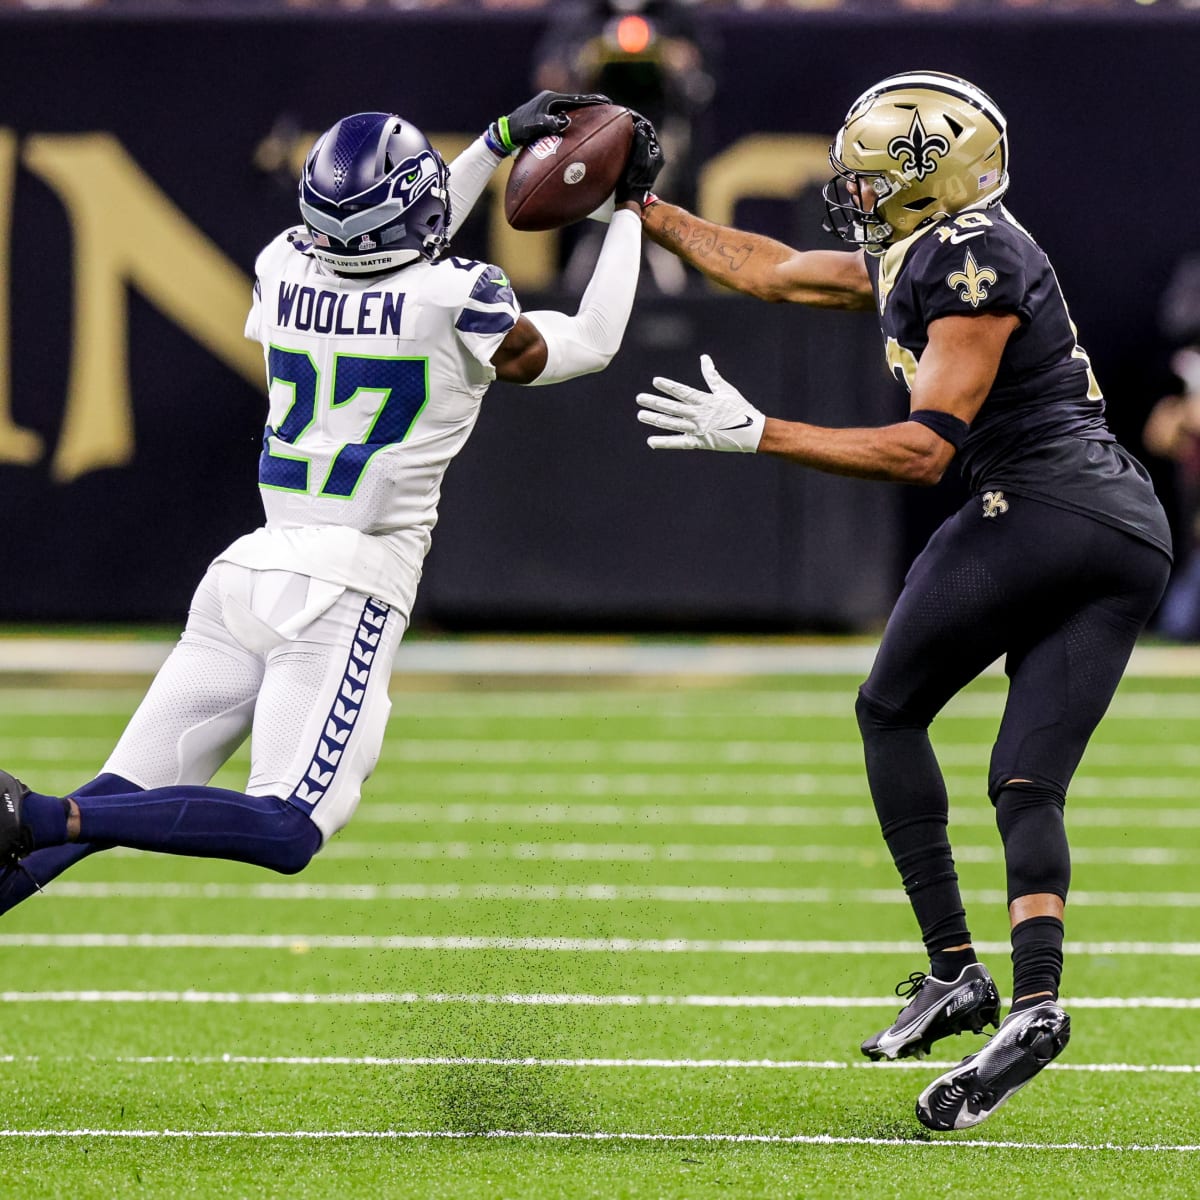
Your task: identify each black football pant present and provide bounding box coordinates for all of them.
[855,492,1170,959]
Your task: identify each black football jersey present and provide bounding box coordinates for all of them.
[865,205,1171,557]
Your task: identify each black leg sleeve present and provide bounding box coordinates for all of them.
[994,782,1071,905]
[856,687,971,955]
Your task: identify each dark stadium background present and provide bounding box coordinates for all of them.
[0,6,1194,630]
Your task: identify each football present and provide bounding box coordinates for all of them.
[504,104,634,232]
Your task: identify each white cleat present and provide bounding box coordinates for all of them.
[916,1000,1071,1131]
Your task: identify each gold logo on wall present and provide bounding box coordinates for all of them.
[0,127,839,482]
[0,130,262,481]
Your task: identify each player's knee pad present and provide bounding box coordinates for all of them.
[266,802,323,875]
[994,782,1070,904]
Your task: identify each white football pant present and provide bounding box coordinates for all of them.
[104,562,404,842]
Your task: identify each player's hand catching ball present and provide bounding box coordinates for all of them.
[486,90,612,155]
[637,355,765,452]
[615,112,664,209]
[586,112,662,223]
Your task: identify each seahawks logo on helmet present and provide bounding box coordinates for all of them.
[299,112,451,275]
[887,112,950,182]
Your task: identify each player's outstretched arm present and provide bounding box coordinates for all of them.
[642,201,874,311]
[491,205,642,385]
[636,312,1018,484]
[446,91,611,239]
[490,314,550,384]
[492,116,663,387]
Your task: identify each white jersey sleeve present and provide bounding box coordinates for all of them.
[218,230,521,618]
[245,277,263,342]
[446,136,505,240]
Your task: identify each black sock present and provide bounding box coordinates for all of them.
[1010,915,1064,1010]
[930,944,979,982]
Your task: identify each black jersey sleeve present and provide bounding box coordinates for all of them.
[913,218,1033,326]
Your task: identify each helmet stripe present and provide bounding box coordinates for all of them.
[863,72,1006,133]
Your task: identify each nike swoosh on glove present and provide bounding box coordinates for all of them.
[636,354,765,452]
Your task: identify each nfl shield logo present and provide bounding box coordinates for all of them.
[530,135,562,160]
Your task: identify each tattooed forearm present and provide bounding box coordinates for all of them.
[642,201,874,309]
[656,211,753,272]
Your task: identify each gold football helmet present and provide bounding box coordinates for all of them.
[823,71,1009,254]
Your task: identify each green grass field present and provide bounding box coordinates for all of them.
[0,657,1197,1198]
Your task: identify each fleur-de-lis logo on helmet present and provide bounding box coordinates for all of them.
[886,111,951,182]
[947,249,998,308]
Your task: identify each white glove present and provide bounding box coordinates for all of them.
[1172,346,1200,395]
[636,354,765,452]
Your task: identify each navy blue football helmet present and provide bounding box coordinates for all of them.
[298,112,451,274]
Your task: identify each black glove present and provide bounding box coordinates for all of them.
[485,90,611,155]
[615,111,665,207]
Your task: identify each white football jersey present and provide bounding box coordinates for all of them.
[217,227,520,616]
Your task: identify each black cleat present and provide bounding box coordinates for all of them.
[861,964,1001,1061]
[916,1000,1071,1131]
[0,770,31,864]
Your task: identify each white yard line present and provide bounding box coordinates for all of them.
[3,637,1199,678]
[0,1128,1194,1151]
[0,642,172,674]
[0,736,138,760]
[0,1053,1197,1074]
[313,841,1200,867]
[0,990,1196,1009]
[6,733,1200,778]
[355,802,1200,828]
[92,1058,1200,1075]
[33,881,1200,908]
[6,734,1200,771]
[2,934,1199,954]
[15,798,1200,826]
[376,738,1200,768]
[6,686,1200,721]
[378,693,1200,720]
[0,640,865,678]
[364,770,1200,801]
[0,690,146,715]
